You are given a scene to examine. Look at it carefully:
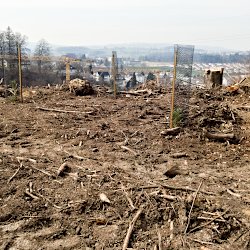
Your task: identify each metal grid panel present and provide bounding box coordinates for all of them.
[170,44,195,127]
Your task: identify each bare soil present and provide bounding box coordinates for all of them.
[0,84,250,249]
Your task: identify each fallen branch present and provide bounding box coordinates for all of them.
[149,190,177,201]
[37,106,93,114]
[184,181,203,234]
[170,152,188,158]
[122,207,143,250]
[122,185,136,210]
[188,238,215,245]
[16,157,37,164]
[170,220,174,241]
[197,216,226,223]
[57,162,69,176]
[121,184,215,195]
[161,127,181,136]
[157,228,162,250]
[188,210,229,234]
[227,188,242,198]
[25,190,39,200]
[64,150,89,161]
[120,89,152,96]
[205,131,236,141]
[161,183,214,196]
[8,163,23,183]
[121,145,138,156]
[27,165,53,177]
[36,193,62,209]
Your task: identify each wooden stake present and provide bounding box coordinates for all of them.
[18,44,23,102]
[112,52,117,98]
[170,47,177,128]
[65,58,70,84]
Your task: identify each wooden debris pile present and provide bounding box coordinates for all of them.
[69,78,95,96]
[136,80,163,92]
[190,90,243,142]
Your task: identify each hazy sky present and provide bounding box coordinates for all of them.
[1,0,250,50]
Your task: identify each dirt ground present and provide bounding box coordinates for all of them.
[0,83,250,250]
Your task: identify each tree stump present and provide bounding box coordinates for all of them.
[204,68,224,88]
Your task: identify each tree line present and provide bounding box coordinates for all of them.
[0,27,69,86]
[139,51,250,64]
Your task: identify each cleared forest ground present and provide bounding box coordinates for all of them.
[0,83,250,249]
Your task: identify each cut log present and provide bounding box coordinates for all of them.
[205,132,235,141]
[161,127,181,136]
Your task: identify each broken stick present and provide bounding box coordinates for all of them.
[8,163,23,183]
[205,131,235,141]
[122,207,143,250]
[121,145,138,156]
[37,106,93,114]
[184,181,203,234]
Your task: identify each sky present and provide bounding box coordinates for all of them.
[1,0,250,51]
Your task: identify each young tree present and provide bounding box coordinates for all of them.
[147,72,156,81]
[0,32,6,80]
[130,72,137,88]
[34,39,51,73]
[2,27,28,83]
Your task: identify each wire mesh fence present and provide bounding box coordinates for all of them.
[169,44,195,128]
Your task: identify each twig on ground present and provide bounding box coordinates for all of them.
[121,131,129,145]
[184,181,203,234]
[197,216,226,223]
[149,190,177,201]
[27,165,53,177]
[122,207,143,250]
[36,193,62,209]
[120,183,215,195]
[36,106,93,114]
[25,190,39,200]
[8,163,23,183]
[57,162,68,176]
[64,150,89,161]
[121,145,138,156]
[24,164,62,184]
[157,227,162,250]
[232,229,250,243]
[227,188,242,198]
[170,220,174,241]
[188,210,229,234]
[16,157,37,164]
[122,185,136,210]
[188,237,215,245]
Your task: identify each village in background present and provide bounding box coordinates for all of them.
[0,27,249,90]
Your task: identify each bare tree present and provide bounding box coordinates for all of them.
[34,39,51,73]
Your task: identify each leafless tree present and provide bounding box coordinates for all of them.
[34,39,51,73]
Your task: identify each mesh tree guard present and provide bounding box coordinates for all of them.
[169,44,195,128]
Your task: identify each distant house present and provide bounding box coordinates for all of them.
[94,71,110,82]
[60,65,77,76]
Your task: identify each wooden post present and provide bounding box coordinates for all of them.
[65,58,70,84]
[170,48,177,128]
[17,44,23,102]
[111,52,117,98]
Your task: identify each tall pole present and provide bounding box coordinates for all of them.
[111,52,117,98]
[170,47,177,128]
[18,44,23,102]
[65,58,70,84]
